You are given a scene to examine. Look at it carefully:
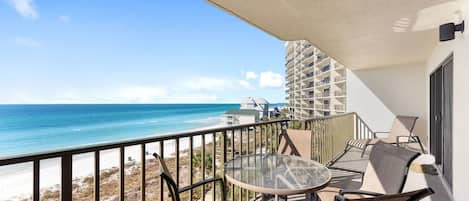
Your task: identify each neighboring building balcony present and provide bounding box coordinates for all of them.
[316,78,331,87]
[334,105,345,111]
[304,72,315,79]
[315,92,330,98]
[334,76,346,82]
[334,90,346,97]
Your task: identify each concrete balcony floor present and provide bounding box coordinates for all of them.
[327,145,453,201]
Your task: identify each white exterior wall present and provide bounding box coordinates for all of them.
[425,2,469,199]
[225,114,257,125]
[346,64,427,142]
[237,115,256,125]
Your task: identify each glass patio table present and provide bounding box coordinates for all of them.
[224,153,331,197]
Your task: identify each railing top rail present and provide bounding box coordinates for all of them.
[0,119,288,165]
[299,112,356,121]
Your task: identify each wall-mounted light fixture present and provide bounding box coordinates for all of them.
[439,21,465,41]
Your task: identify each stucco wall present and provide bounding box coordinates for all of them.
[425,2,469,198]
[346,64,427,143]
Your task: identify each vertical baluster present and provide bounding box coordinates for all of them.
[120,146,125,201]
[176,139,180,188]
[260,125,263,154]
[62,154,73,201]
[265,125,268,154]
[190,136,193,200]
[231,130,235,201]
[223,130,228,201]
[141,144,146,201]
[247,128,250,155]
[254,126,257,154]
[240,129,243,156]
[239,129,242,201]
[33,159,40,201]
[160,142,164,201]
[95,151,100,201]
[202,134,206,201]
[212,132,217,201]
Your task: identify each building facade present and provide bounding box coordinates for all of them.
[240,97,269,119]
[224,109,260,125]
[285,40,347,119]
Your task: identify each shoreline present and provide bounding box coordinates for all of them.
[0,121,227,201]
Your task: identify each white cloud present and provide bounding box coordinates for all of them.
[245,71,258,80]
[7,0,38,19]
[239,80,253,89]
[58,15,71,23]
[183,77,233,91]
[259,71,284,88]
[15,37,41,47]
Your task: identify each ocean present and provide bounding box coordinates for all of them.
[0,104,239,157]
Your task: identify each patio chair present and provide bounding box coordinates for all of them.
[153,153,226,201]
[333,188,434,201]
[346,115,424,157]
[318,141,421,201]
[277,129,312,160]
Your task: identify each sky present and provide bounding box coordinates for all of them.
[0,1,286,104]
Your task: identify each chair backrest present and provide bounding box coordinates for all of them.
[360,142,420,194]
[277,129,312,160]
[388,116,418,138]
[153,153,181,201]
[337,188,434,201]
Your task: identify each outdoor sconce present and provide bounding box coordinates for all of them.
[439,21,465,41]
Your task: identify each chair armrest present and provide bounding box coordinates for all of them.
[395,135,412,144]
[373,131,389,138]
[178,177,226,201]
[328,166,364,174]
[334,190,384,201]
[339,189,384,196]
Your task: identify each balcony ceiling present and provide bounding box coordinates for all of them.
[206,0,460,69]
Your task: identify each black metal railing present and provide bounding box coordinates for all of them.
[0,120,287,201]
[0,113,376,201]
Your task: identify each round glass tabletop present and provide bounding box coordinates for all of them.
[224,154,331,195]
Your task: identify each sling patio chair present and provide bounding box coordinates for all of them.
[346,115,425,157]
[153,153,226,201]
[333,188,434,201]
[318,141,422,201]
[277,128,313,160]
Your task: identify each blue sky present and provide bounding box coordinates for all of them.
[0,1,286,104]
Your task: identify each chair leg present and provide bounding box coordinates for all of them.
[360,144,368,158]
[328,143,354,166]
[413,136,426,154]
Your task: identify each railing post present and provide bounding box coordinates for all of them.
[95,151,100,201]
[141,144,146,201]
[33,160,40,201]
[61,154,73,201]
[120,146,125,201]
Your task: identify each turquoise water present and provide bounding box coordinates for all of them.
[0,104,238,157]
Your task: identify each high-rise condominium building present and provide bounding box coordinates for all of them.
[285,40,347,119]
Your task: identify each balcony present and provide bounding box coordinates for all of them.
[334,91,346,97]
[0,113,452,201]
[334,105,345,111]
[334,76,346,82]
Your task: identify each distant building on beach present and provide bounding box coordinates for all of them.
[240,97,269,119]
[224,97,270,125]
[224,109,260,125]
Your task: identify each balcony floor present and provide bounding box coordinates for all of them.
[326,145,454,201]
